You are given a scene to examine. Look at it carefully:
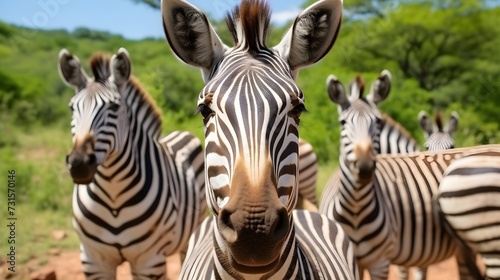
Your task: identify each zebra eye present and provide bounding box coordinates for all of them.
[196,104,214,120]
[109,102,120,111]
[339,119,347,126]
[288,104,306,120]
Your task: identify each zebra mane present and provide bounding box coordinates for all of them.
[382,113,416,142]
[348,75,365,101]
[225,0,271,51]
[434,111,443,132]
[127,76,163,129]
[89,52,163,132]
[89,53,111,82]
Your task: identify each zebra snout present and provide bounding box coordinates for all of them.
[66,151,97,185]
[217,204,289,273]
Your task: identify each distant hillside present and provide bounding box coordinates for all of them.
[1,1,499,162]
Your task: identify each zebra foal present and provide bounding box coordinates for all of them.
[59,48,206,279]
[320,71,483,280]
[162,0,359,278]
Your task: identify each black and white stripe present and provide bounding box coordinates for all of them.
[418,110,459,151]
[162,0,358,278]
[320,71,483,280]
[438,150,500,280]
[296,138,319,211]
[59,48,206,279]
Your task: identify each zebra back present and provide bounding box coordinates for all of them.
[438,150,500,280]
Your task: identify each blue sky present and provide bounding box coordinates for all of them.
[0,0,305,40]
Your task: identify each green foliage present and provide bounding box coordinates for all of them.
[0,0,499,211]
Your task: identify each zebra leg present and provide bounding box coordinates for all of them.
[397,266,409,280]
[397,266,427,280]
[455,242,484,280]
[129,253,167,280]
[482,254,500,280]
[79,243,121,280]
[413,267,427,280]
[368,260,391,280]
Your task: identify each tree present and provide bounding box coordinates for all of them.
[340,1,495,91]
[131,0,160,9]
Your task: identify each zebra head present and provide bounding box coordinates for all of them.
[327,70,392,186]
[162,0,342,274]
[418,110,459,151]
[59,48,132,184]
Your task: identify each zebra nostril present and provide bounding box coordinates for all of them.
[271,207,289,241]
[87,154,96,166]
[219,209,237,243]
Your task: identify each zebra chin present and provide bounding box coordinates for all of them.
[226,251,281,274]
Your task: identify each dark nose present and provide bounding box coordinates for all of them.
[66,136,97,184]
[217,201,289,271]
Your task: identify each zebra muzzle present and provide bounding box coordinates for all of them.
[66,152,97,185]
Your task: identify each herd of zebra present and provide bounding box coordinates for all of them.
[56,0,500,279]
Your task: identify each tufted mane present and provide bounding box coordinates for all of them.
[434,111,443,132]
[89,53,111,82]
[225,0,271,51]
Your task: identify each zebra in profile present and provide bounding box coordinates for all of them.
[320,71,484,280]
[418,110,459,151]
[58,48,206,279]
[162,0,360,278]
[438,152,500,280]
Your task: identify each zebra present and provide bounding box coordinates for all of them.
[58,48,206,279]
[396,111,460,280]
[297,138,320,211]
[418,110,459,151]
[162,0,360,278]
[438,151,500,280]
[319,71,484,280]
[317,71,428,279]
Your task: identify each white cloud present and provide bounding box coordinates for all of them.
[272,8,301,26]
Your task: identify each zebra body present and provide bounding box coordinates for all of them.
[59,48,205,279]
[320,71,482,280]
[162,0,359,278]
[297,138,319,211]
[438,151,500,280]
[395,110,461,280]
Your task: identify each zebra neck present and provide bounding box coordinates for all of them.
[335,158,377,222]
[212,219,300,279]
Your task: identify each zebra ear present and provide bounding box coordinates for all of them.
[326,74,350,110]
[275,0,342,77]
[445,111,460,135]
[110,48,131,86]
[418,110,433,136]
[367,69,391,105]
[58,49,88,91]
[161,0,227,81]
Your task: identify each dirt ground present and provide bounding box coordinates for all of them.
[1,250,463,280]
